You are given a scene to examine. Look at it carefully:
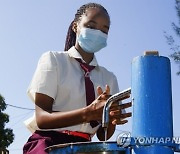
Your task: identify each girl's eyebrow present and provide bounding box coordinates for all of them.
[87,20,96,24]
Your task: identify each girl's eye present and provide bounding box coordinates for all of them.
[86,25,108,34]
[102,30,108,34]
[87,25,95,29]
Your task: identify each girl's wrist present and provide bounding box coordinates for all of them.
[82,106,92,123]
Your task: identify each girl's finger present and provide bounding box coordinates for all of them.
[110,110,132,118]
[119,102,132,109]
[105,85,110,95]
[120,112,132,118]
[97,86,103,96]
[114,94,131,102]
[112,119,128,125]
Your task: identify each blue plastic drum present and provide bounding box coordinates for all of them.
[131,53,173,154]
[46,141,131,154]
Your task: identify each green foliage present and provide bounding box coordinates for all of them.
[0,94,14,149]
[0,96,6,112]
[0,128,14,149]
[165,0,180,75]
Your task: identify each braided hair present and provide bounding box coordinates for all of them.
[64,3,109,51]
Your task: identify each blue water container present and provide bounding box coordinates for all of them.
[131,52,173,154]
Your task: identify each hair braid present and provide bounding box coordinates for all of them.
[64,3,109,51]
[64,21,76,51]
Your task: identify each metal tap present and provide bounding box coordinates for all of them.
[102,88,131,129]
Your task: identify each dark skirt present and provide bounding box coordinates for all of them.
[23,130,90,154]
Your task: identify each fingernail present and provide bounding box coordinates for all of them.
[110,111,114,116]
[112,121,116,125]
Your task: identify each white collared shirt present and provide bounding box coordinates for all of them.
[25,46,119,135]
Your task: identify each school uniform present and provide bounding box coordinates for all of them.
[23,46,119,154]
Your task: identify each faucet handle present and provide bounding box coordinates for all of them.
[108,88,131,103]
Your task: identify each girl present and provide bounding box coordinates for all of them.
[23,3,131,154]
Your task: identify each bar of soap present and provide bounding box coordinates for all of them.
[144,51,159,56]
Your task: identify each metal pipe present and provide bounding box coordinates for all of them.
[102,88,131,129]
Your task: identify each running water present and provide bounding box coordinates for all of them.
[104,128,108,141]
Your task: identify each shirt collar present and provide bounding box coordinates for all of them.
[67,46,98,66]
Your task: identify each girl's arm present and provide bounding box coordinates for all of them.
[35,86,109,129]
[35,93,89,129]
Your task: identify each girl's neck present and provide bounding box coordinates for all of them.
[75,44,94,64]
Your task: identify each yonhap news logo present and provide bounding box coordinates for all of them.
[116,131,131,147]
[116,131,180,147]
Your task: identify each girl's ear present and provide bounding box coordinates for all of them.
[72,22,77,33]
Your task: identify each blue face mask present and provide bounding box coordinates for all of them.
[77,28,108,53]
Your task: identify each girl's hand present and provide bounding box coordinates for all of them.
[86,85,111,122]
[109,95,132,125]
[96,86,131,141]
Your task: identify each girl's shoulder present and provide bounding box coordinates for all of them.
[97,65,117,79]
[42,50,69,58]
[40,50,70,62]
[37,51,70,70]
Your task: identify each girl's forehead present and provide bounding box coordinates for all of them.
[80,8,110,23]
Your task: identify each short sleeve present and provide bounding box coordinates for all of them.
[27,51,58,102]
